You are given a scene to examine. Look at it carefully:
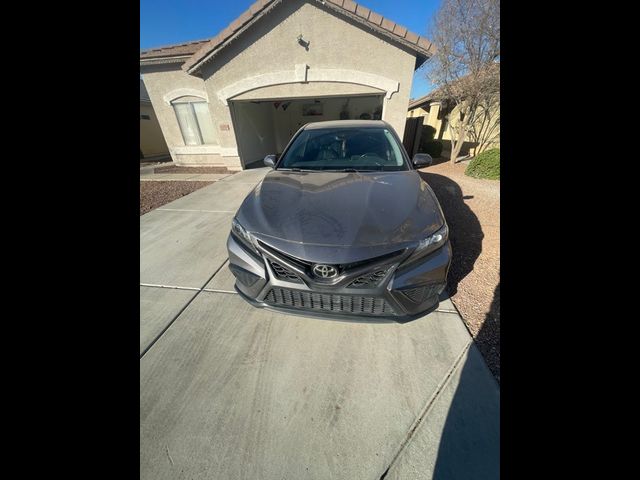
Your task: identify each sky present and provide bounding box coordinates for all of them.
[140,0,441,99]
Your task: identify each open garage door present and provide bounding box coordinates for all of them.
[229,95,384,169]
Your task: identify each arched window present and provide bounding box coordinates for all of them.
[171,96,216,146]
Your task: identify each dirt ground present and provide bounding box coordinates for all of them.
[140,181,214,216]
[419,159,500,382]
[154,165,231,174]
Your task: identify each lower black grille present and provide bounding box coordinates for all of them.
[264,288,395,315]
[399,284,442,303]
[348,269,388,288]
[268,260,303,283]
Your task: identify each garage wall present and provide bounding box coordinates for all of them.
[272,95,383,151]
[231,102,279,166]
[199,0,417,159]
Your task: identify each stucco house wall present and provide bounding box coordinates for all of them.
[139,103,169,157]
[407,106,428,119]
[446,102,500,152]
[141,65,231,165]
[408,100,500,154]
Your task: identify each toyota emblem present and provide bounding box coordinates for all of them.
[313,264,338,278]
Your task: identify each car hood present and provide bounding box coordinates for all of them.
[236,170,444,262]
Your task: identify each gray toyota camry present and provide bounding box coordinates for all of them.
[226,120,451,321]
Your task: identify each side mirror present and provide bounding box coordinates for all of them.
[263,154,276,168]
[413,153,433,168]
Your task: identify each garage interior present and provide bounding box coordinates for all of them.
[230,94,384,168]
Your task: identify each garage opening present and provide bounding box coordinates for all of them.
[229,94,384,169]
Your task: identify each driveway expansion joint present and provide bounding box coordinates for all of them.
[139,260,230,360]
[140,283,201,292]
[201,288,237,294]
[378,340,473,480]
[157,208,236,213]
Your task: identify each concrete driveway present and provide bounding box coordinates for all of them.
[140,167,500,479]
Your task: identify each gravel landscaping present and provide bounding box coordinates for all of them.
[419,159,500,382]
[154,165,232,174]
[140,181,214,216]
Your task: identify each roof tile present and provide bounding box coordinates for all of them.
[221,25,235,39]
[139,39,210,59]
[381,18,395,32]
[392,24,407,37]
[343,0,357,13]
[368,11,383,25]
[326,0,344,6]
[404,30,419,44]
[249,0,263,15]
[417,37,432,50]
[355,5,370,19]
[236,9,252,27]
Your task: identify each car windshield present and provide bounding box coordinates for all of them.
[277,127,409,171]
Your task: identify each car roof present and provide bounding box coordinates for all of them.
[303,120,390,130]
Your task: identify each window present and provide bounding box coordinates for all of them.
[172,97,216,146]
[278,127,409,172]
[140,114,151,120]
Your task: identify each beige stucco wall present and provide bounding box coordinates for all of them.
[142,0,418,168]
[408,100,500,155]
[140,103,169,157]
[407,107,428,119]
[446,102,500,152]
[140,67,239,167]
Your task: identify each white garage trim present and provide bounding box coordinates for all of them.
[218,64,399,105]
[163,88,209,105]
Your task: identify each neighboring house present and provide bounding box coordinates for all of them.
[140,79,169,159]
[407,91,447,138]
[139,0,435,170]
[407,76,500,156]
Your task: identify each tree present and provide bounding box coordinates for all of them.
[426,0,500,163]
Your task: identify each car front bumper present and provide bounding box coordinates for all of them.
[226,233,452,321]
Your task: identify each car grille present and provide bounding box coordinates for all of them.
[258,241,311,269]
[268,260,303,283]
[400,284,442,303]
[258,240,406,280]
[264,288,395,315]
[348,269,388,288]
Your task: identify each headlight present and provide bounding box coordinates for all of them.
[402,223,449,266]
[231,218,258,254]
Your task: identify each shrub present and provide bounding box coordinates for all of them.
[465,148,500,180]
[421,140,443,158]
[421,124,437,142]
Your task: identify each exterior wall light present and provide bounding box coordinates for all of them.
[297,34,310,51]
